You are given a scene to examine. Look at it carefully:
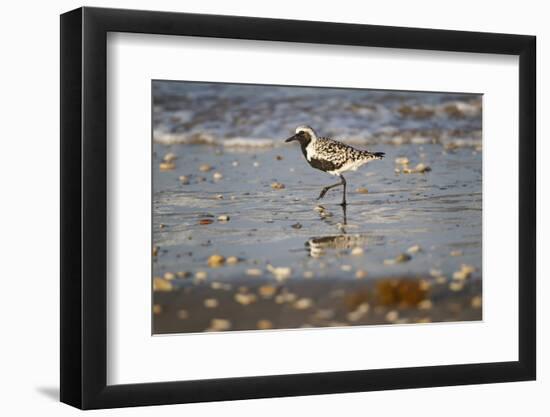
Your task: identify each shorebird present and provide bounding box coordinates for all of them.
[285,125,385,206]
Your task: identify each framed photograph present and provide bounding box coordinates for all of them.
[60,6,536,409]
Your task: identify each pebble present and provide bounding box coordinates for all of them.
[267,265,292,281]
[271,182,285,190]
[276,155,283,160]
[471,295,482,309]
[355,270,368,279]
[246,268,263,277]
[314,205,326,212]
[435,275,447,284]
[207,254,225,268]
[226,256,239,265]
[293,298,314,310]
[234,293,257,305]
[199,163,212,172]
[417,299,433,310]
[385,310,400,323]
[195,271,208,281]
[275,292,297,304]
[232,161,239,167]
[452,264,475,280]
[257,319,274,330]
[395,157,409,165]
[303,271,314,279]
[199,219,214,225]
[218,215,230,222]
[159,162,175,171]
[407,244,421,254]
[449,281,464,292]
[347,303,370,322]
[355,187,369,194]
[152,246,159,257]
[402,163,432,174]
[209,318,231,331]
[351,247,364,256]
[204,298,219,308]
[177,309,189,320]
[215,194,224,200]
[163,152,177,162]
[153,277,173,292]
[383,253,412,265]
[179,175,190,184]
[429,268,443,277]
[450,250,463,257]
[341,265,352,272]
[163,271,176,280]
[176,271,190,278]
[253,161,260,167]
[153,304,162,315]
[291,223,302,229]
[210,281,231,290]
[315,309,335,320]
[213,172,223,180]
[258,285,277,298]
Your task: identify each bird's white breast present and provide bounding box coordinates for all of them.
[305,141,316,161]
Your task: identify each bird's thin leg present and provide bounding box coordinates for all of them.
[317,176,345,200]
[340,175,347,207]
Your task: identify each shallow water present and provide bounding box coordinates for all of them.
[152,81,482,332]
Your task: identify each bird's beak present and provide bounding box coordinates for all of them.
[285,134,300,143]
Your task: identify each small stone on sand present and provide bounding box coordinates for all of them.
[226,256,239,265]
[163,152,177,162]
[258,285,277,298]
[293,298,314,310]
[163,271,176,280]
[267,265,292,281]
[159,162,175,171]
[355,270,368,279]
[153,277,173,292]
[218,215,230,222]
[179,175,190,184]
[195,271,208,281]
[355,187,369,194]
[213,172,223,180]
[209,318,231,331]
[246,268,263,277]
[234,293,257,305]
[207,254,225,268]
[386,310,399,323]
[351,247,364,256]
[271,182,285,190]
[384,253,412,265]
[204,298,219,308]
[257,319,274,330]
[407,244,421,254]
[199,164,212,172]
[177,309,189,320]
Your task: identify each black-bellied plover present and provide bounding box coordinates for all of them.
[285,125,384,206]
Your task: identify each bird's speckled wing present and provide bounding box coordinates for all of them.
[312,137,384,168]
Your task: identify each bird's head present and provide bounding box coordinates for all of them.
[285,125,318,144]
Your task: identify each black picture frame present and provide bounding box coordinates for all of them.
[60,6,536,410]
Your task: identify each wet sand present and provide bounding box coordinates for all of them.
[152,81,482,334]
[154,276,481,334]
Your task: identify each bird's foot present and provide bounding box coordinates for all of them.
[317,188,329,200]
